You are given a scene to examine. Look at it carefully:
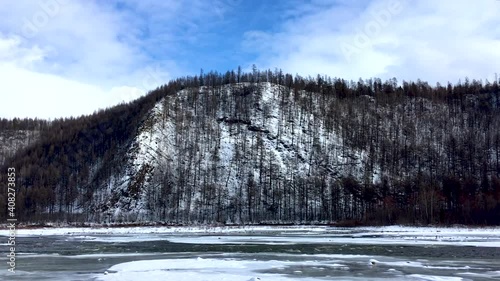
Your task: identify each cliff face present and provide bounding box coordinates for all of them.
[91,83,370,223]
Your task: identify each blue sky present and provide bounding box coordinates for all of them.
[0,0,499,118]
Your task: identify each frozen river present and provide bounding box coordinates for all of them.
[1,225,499,280]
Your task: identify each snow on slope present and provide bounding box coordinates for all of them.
[90,83,374,222]
[0,129,39,166]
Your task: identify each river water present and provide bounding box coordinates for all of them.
[1,227,500,280]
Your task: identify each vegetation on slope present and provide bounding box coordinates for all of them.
[1,68,500,225]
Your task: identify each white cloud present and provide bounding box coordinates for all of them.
[0,31,148,119]
[1,0,499,119]
[0,0,180,119]
[0,62,145,119]
[0,0,244,119]
[0,35,47,69]
[243,0,500,85]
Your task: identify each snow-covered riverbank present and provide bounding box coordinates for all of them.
[0,225,499,235]
[1,225,499,248]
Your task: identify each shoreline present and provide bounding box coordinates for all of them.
[1,224,500,236]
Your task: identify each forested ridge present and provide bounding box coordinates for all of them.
[1,68,500,225]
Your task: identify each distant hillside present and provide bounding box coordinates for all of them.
[1,70,500,225]
[0,119,47,166]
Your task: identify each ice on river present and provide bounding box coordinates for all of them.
[94,255,495,281]
[4,225,498,247]
[94,258,464,281]
[1,225,499,281]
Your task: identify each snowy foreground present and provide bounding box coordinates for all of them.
[96,256,500,281]
[1,225,499,281]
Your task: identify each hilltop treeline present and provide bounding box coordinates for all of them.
[1,68,500,225]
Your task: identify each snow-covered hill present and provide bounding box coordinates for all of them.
[5,76,499,225]
[89,83,373,223]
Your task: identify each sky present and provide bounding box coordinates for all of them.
[0,0,499,119]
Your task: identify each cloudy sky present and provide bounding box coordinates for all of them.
[0,0,499,119]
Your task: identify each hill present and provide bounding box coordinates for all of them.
[1,70,500,225]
